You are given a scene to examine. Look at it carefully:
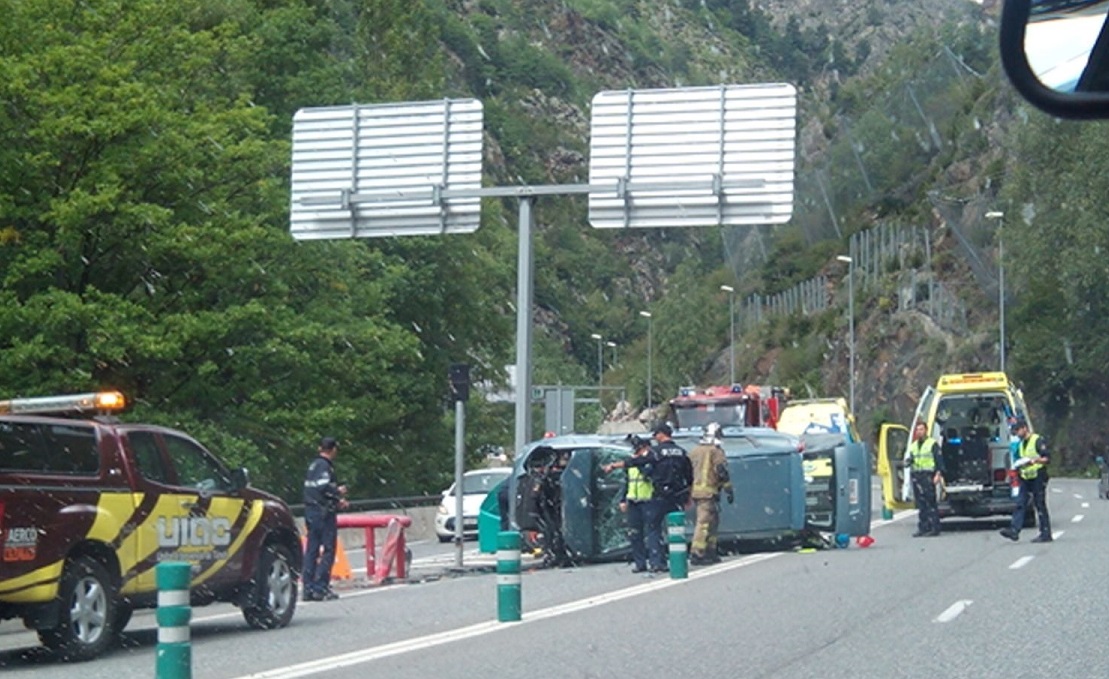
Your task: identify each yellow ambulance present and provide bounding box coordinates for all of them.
[877,372,1033,523]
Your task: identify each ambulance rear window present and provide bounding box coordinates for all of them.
[0,421,99,475]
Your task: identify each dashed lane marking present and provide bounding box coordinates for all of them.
[1009,556,1034,570]
[1072,514,1084,523]
[935,600,973,623]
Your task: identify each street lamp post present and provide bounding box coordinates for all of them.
[836,255,855,416]
[720,285,736,384]
[590,332,604,418]
[986,210,1005,373]
[590,330,603,381]
[639,311,653,410]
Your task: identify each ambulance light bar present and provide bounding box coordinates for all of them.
[0,391,127,415]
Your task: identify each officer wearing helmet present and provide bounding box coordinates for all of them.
[688,422,733,565]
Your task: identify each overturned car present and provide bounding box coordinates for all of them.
[501,427,870,564]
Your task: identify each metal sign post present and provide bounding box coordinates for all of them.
[289,84,797,460]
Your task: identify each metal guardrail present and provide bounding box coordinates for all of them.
[287,494,440,517]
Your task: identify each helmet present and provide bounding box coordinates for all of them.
[700,422,722,444]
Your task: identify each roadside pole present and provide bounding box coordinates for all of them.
[496,531,522,621]
[156,561,192,679]
[667,512,688,579]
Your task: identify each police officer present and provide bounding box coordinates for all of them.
[617,435,655,573]
[905,421,944,537]
[302,436,348,601]
[688,422,733,565]
[1001,418,1053,543]
[603,423,690,573]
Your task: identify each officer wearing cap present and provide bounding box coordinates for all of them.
[1000,417,1053,543]
[302,436,349,601]
[603,423,690,573]
[616,434,655,573]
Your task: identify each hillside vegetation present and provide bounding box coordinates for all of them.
[2,0,1107,501]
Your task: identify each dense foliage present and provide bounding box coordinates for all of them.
[3,0,1106,500]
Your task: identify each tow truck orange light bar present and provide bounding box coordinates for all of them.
[0,391,126,415]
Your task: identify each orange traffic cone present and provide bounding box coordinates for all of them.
[299,536,353,581]
[330,541,353,581]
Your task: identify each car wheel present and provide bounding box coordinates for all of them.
[38,556,117,661]
[243,544,297,630]
[437,534,452,543]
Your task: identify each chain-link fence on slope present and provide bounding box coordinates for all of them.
[724,42,995,338]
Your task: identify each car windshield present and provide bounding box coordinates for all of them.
[671,402,747,429]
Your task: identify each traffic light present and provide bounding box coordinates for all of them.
[449,363,470,402]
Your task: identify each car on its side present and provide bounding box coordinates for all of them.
[435,468,512,542]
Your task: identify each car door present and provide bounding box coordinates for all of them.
[560,445,631,561]
[158,432,249,590]
[877,423,911,513]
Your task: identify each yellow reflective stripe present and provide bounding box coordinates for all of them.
[911,438,937,470]
[1019,434,1043,479]
[192,499,261,586]
[0,559,64,601]
[626,467,653,501]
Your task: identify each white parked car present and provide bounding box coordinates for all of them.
[434,468,512,542]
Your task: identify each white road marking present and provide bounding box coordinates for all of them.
[935,600,973,623]
[1074,493,1083,499]
[1054,530,1066,539]
[1009,556,1034,570]
[1072,514,1085,523]
[1082,502,1090,508]
[230,552,782,679]
[1051,487,1062,493]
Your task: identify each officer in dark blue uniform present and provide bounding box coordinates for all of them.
[302,436,348,601]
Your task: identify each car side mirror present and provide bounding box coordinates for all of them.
[1001,0,1109,118]
[230,467,250,491]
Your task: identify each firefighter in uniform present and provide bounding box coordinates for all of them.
[618,435,655,573]
[905,421,944,537]
[688,423,733,565]
[1001,417,1052,543]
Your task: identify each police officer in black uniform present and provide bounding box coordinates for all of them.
[302,436,348,601]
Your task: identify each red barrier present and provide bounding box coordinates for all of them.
[335,513,413,584]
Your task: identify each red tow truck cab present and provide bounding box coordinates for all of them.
[0,392,301,661]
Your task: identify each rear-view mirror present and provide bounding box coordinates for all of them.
[1001,0,1109,118]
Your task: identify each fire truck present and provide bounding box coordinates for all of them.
[666,384,788,432]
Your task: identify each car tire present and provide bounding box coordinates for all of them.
[243,543,298,630]
[38,555,117,661]
[437,534,452,543]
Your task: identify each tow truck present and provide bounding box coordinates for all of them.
[0,392,301,660]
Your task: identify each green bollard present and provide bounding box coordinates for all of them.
[882,505,894,520]
[666,511,688,580]
[496,531,521,622]
[156,562,192,679]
